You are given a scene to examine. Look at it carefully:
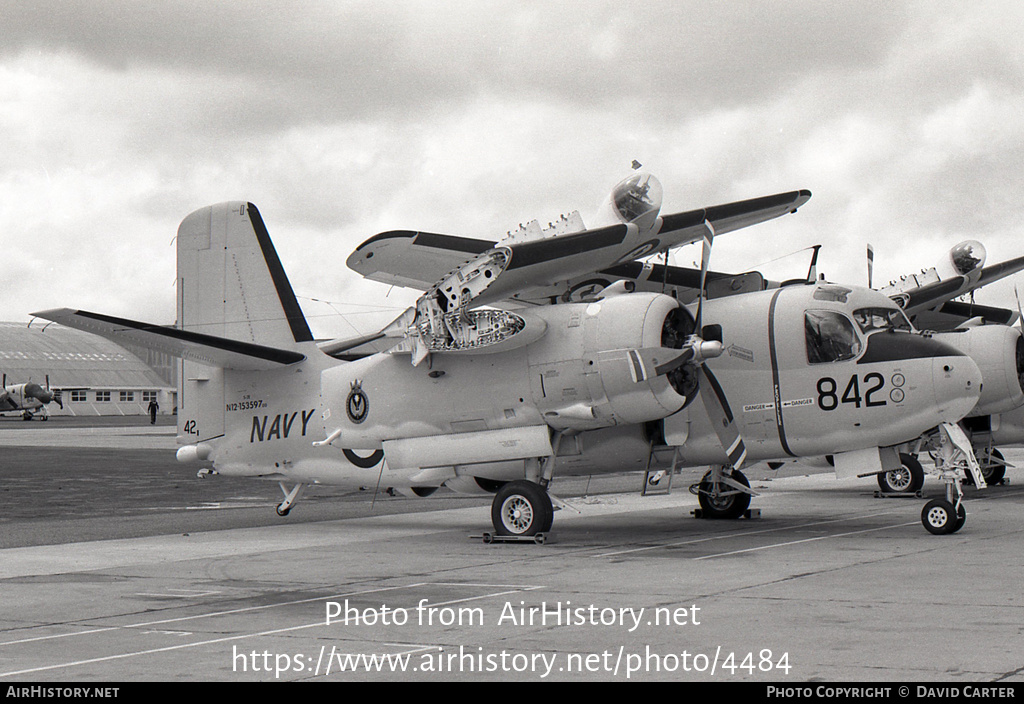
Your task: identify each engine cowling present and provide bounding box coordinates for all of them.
[932,325,1024,416]
[529,293,697,430]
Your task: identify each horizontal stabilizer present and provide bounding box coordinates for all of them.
[32,309,306,371]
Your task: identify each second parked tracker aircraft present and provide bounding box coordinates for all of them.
[34,172,984,536]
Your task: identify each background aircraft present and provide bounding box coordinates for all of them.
[0,374,62,420]
[34,174,984,536]
[869,240,1024,491]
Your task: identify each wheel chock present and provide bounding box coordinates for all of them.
[472,532,553,545]
[691,508,761,519]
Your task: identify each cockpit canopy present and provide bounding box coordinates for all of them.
[612,173,663,226]
[852,307,912,333]
[949,240,986,276]
[805,306,912,364]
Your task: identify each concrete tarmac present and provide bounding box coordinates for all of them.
[1,419,1023,682]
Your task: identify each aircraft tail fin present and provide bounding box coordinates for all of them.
[177,202,314,348]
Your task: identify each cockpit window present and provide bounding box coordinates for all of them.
[812,285,851,303]
[853,307,913,333]
[805,310,862,364]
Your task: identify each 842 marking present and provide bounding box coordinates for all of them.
[817,373,889,411]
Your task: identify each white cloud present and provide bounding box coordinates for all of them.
[2,1,1024,333]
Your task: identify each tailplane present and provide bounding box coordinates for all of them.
[33,201,315,446]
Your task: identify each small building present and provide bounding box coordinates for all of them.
[0,321,175,417]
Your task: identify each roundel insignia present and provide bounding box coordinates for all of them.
[343,448,384,468]
[613,239,660,265]
[346,380,369,424]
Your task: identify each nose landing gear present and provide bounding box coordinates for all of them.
[921,423,983,535]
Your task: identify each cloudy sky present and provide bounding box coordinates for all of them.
[3,1,1023,338]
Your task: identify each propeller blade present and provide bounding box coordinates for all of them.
[867,243,874,289]
[626,347,695,384]
[1014,285,1023,327]
[695,220,714,331]
[698,364,747,469]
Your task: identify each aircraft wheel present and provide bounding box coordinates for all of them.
[697,469,751,519]
[276,505,291,517]
[491,480,553,537]
[921,498,962,535]
[967,447,1005,486]
[877,453,924,493]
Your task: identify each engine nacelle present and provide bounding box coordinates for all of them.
[932,325,1024,416]
[529,293,697,431]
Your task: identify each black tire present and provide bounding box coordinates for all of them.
[952,503,967,533]
[697,469,751,519]
[491,480,553,536]
[877,453,924,493]
[922,498,959,535]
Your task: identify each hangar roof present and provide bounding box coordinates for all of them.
[0,322,168,389]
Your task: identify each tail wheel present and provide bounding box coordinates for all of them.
[491,480,553,537]
[697,469,751,519]
[877,453,924,493]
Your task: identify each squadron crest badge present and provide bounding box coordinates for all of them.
[346,380,369,424]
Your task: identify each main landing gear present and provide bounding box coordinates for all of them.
[964,446,1007,486]
[876,453,925,494]
[690,466,756,519]
[490,480,554,537]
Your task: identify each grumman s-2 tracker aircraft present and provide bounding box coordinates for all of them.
[759,239,1024,498]
[0,374,62,420]
[34,171,985,537]
[863,239,1024,494]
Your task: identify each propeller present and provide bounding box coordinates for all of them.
[633,219,746,468]
[692,220,746,468]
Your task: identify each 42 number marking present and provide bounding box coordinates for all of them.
[817,373,887,411]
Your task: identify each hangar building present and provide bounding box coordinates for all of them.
[0,321,175,417]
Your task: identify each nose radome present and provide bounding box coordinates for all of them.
[933,355,983,423]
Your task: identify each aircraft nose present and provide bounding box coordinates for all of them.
[932,354,983,422]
